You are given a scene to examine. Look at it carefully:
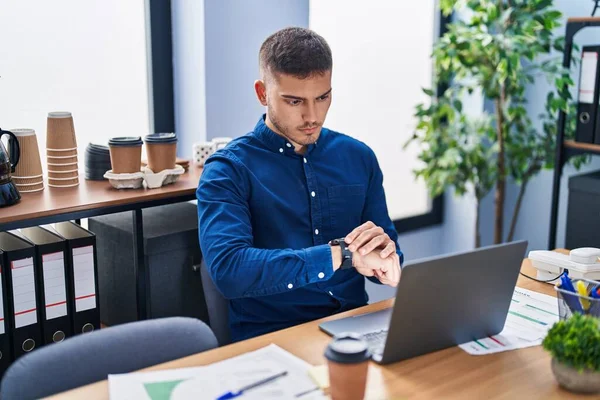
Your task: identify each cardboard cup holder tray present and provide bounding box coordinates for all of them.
[104,165,185,189]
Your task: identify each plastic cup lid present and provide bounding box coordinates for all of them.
[48,111,72,118]
[108,137,143,147]
[144,132,177,144]
[324,333,371,364]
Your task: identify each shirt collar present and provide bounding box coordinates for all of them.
[253,114,321,156]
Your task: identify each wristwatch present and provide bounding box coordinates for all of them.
[329,237,354,270]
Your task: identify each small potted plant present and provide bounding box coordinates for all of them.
[542,313,600,393]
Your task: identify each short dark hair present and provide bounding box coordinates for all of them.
[259,27,332,79]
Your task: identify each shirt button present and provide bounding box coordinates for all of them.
[279,148,284,153]
[287,283,293,289]
[315,229,319,235]
[303,158,307,163]
[286,143,292,148]
[318,272,325,279]
[311,191,316,197]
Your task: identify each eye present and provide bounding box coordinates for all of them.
[317,94,330,101]
[287,99,302,106]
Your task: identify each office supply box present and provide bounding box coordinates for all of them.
[88,202,208,325]
[566,170,600,249]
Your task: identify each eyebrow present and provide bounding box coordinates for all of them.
[280,88,332,101]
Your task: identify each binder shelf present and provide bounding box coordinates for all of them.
[549,17,600,249]
[0,167,203,321]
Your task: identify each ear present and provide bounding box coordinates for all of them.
[254,80,267,106]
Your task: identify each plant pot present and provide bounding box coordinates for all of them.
[551,358,600,394]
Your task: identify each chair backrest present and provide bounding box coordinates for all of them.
[0,317,217,400]
[200,259,231,346]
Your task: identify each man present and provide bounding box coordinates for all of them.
[197,27,403,342]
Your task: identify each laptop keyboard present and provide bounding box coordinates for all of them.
[362,329,388,355]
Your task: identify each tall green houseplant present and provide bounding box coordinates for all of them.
[408,0,585,246]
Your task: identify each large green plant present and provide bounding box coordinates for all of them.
[543,313,600,372]
[408,0,586,246]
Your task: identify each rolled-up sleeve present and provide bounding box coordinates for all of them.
[197,151,334,299]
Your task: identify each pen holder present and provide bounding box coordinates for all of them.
[555,278,600,320]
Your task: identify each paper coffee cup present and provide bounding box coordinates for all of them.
[48,176,79,187]
[46,111,78,150]
[144,133,177,173]
[10,129,44,181]
[108,137,143,174]
[324,333,371,400]
[48,171,78,179]
[18,182,44,193]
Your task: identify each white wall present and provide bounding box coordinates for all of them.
[172,0,207,157]
[0,0,150,165]
[309,0,435,220]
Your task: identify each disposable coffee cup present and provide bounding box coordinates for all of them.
[144,133,177,173]
[324,333,371,400]
[108,137,143,174]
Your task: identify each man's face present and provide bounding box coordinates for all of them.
[255,70,332,151]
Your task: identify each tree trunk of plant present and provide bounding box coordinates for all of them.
[506,179,529,243]
[494,91,506,244]
[475,196,481,248]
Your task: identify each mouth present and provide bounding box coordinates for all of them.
[299,126,319,135]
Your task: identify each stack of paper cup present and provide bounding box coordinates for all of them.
[46,111,79,188]
[11,129,44,193]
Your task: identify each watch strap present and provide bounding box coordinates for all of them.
[330,238,353,270]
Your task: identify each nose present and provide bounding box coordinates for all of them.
[303,102,318,125]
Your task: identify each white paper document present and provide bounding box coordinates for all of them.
[109,344,325,400]
[460,288,559,355]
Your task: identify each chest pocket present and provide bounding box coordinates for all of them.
[328,184,367,236]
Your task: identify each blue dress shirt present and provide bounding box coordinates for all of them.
[197,115,403,342]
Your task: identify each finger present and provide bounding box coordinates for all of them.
[379,241,396,258]
[358,234,389,256]
[348,227,384,252]
[345,221,375,244]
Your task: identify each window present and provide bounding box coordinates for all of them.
[309,0,444,231]
[0,0,150,161]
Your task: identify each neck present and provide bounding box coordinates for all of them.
[265,114,306,154]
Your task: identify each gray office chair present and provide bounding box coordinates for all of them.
[200,259,231,346]
[0,317,218,400]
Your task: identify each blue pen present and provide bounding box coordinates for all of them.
[559,275,583,313]
[216,371,288,400]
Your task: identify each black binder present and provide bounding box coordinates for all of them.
[0,251,13,376]
[53,222,100,334]
[575,46,600,144]
[0,232,43,359]
[20,227,73,344]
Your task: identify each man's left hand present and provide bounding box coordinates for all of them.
[373,253,401,287]
[345,221,396,258]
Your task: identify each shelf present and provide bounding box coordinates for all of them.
[0,166,203,229]
[564,140,600,156]
[567,17,600,24]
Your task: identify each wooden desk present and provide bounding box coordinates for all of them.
[48,259,592,400]
[0,167,203,320]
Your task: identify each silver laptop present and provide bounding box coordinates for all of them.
[319,241,528,364]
